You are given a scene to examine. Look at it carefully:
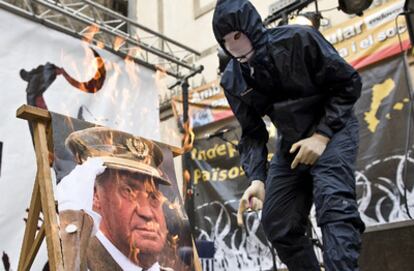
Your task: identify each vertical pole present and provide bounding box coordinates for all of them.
[182,80,189,124]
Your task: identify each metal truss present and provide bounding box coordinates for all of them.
[264,0,316,26]
[0,0,202,79]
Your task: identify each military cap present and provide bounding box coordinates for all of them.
[65,127,171,185]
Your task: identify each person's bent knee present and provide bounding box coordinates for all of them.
[315,195,363,228]
[260,208,291,243]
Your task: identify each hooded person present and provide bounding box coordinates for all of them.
[212,1,365,270]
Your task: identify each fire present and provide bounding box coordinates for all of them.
[183,170,191,199]
[60,48,82,83]
[96,41,105,49]
[153,66,168,99]
[94,55,105,80]
[124,54,139,88]
[168,234,179,256]
[183,170,191,184]
[168,198,181,210]
[114,36,125,51]
[171,234,179,243]
[155,65,167,78]
[104,130,115,147]
[82,25,100,43]
[57,23,163,134]
[103,62,121,103]
[128,237,141,264]
[182,120,195,153]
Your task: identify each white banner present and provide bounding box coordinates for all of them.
[0,8,162,270]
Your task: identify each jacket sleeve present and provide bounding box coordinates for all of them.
[304,28,362,138]
[223,89,269,183]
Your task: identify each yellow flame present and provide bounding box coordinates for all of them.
[182,120,195,153]
[114,36,125,51]
[82,25,100,43]
[104,62,121,104]
[184,170,190,185]
[124,54,140,88]
[96,41,105,49]
[155,65,167,78]
[128,235,141,264]
[153,66,169,105]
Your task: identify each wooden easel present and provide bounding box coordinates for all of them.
[15,104,201,271]
[16,104,63,271]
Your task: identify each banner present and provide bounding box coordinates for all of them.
[185,120,325,270]
[171,80,233,128]
[355,55,414,224]
[184,55,414,270]
[322,0,411,70]
[0,9,163,270]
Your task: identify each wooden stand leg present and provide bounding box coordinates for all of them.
[17,175,41,271]
[32,122,63,271]
[22,224,45,271]
[16,109,64,271]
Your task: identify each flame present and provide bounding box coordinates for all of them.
[155,65,167,78]
[171,234,179,242]
[114,36,125,51]
[128,236,141,264]
[105,130,114,146]
[104,62,121,104]
[168,234,179,257]
[60,48,82,84]
[181,120,195,153]
[80,25,105,85]
[93,55,105,80]
[127,45,142,59]
[124,54,139,88]
[168,200,181,210]
[57,23,149,131]
[96,41,105,49]
[183,170,191,199]
[153,66,168,97]
[82,25,100,43]
[183,170,191,184]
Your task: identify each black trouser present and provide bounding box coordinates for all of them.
[261,116,365,271]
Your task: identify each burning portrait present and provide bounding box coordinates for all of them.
[51,113,195,271]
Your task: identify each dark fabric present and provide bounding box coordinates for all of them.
[213,0,362,182]
[223,88,269,182]
[311,116,363,228]
[260,145,319,271]
[261,117,364,271]
[322,221,362,271]
[212,0,268,55]
[20,62,59,108]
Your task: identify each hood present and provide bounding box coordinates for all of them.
[212,0,268,52]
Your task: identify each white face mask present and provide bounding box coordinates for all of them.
[223,31,255,63]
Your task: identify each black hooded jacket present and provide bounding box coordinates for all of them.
[212,0,362,183]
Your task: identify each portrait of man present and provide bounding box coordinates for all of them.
[56,125,194,271]
[90,170,169,270]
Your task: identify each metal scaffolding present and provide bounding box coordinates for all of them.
[0,0,202,79]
